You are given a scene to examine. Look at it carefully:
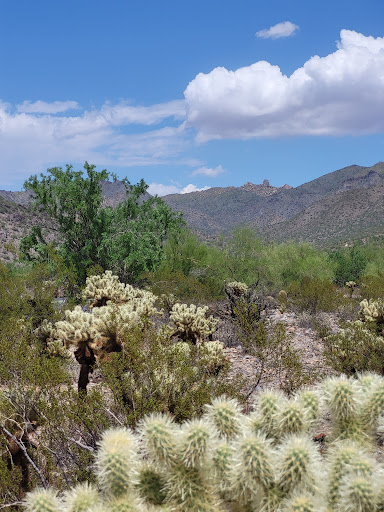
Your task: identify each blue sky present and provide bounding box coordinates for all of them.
[1,0,384,193]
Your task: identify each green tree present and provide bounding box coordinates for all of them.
[23,163,109,283]
[22,163,183,284]
[99,179,184,283]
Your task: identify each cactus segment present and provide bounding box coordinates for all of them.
[204,397,242,440]
[96,428,137,498]
[24,489,61,512]
[62,483,99,512]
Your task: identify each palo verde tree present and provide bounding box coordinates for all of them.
[21,163,183,284]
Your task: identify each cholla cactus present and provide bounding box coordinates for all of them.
[346,281,357,297]
[160,293,177,313]
[24,489,61,512]
[281,493,321,512]
[55,275,162,392]
[82,270,157,308]
[225,281,248,297]
[35,319,56,345]
[55,306,99,347]
[169,304,218,345]
[339,475,376,512]
[324,376,363,442]
[35,320,70,358]
[46,339,71,359]
[225,281,248,318]
[199,341,227,375]
[248,390,286,441]
[360,298,384,326]
[25,375,384,512]
[205,396,243,440]
[96,428,137,498]
[62,482,99,512]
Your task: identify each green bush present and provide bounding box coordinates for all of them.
[360,271,384,300]
[329,247,368,286]
[288,277,345,314]
[324,320,384,375]
[262,242,335,292]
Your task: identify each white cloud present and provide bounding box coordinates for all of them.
[147,183,181,195]
[148,182,210,196]
[191,164,225,177]
[184,30,384,141]
[16,100,80,114]
[256,21,299,39]
[0,100,188,189]
[181,184,210,194]
[98,100,185,126]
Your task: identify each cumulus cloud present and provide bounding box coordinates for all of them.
[184,30,384,141]
[148,182,210,196]
[256,21,299,39]
[16,100,80,114]
[191,165,225,177]
[0,100,188,189]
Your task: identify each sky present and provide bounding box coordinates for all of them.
[1,0,384,194]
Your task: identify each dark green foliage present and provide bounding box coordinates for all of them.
[22,164,182,285]
[99,180,184,283]
[23,163,109,283]
[329,247,368,286]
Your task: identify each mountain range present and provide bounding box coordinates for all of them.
[1,162,384,262]
[162,162,384,245]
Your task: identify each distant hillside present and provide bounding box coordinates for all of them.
[0,195,54,262]
[160,163,384,240]
[263,183,384,246]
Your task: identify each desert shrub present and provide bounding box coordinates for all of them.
[147,268,220,303]
[262,241,334,291]
[324,320,384,375]
[277,289,288,312]
[288,276,346,314]
[99,326,242,424]
[360,271,384,300]
[297,311,333,339]
[233,299,313,395]
[223,226,264,285]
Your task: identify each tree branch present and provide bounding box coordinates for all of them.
[1,426,47,488]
